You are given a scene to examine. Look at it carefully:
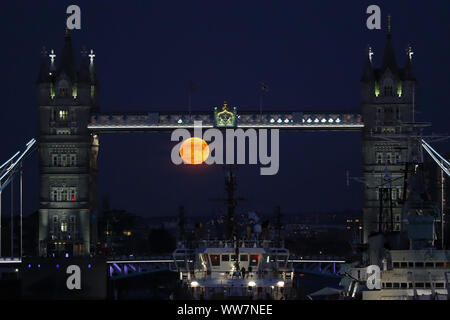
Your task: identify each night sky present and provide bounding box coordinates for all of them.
[0,1,449,218]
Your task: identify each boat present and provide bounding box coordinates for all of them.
[172,167,294,299]
[342,163,450,300]
[173,239,294,299]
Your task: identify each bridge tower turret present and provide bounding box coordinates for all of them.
[361,21,423,244]
[38,30,99,257]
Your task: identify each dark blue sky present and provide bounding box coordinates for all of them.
[0,1,449,217]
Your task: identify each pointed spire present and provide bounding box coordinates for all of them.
[361,46,375,82]
[78,46,91,83]
[49,49,56,73]
[37,47,51,83]
[404,45,416,81]
[89,49,98,84]
[57,28,77,81]
[381,14,397,73]
[387,14,392,37]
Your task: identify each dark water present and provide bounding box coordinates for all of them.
[1,271,342,300]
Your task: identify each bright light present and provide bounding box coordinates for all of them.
[277,281,285,287]
[191,281,199,288]
[248,281,256,287]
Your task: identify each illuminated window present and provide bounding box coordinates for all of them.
[59,88,69,98]
[386,153,392,164]
[61,221,68,232]
[210,255,220,267]
[69,154,77,166]
[61,189,68,201]
[69,188,76,201]
[61,154,67,167]
[240,254,248,262]
[52,190,58,201]
[56,129,71,135]
[250,255,259,267]
[59,110,68,120]
[376,152,383,164]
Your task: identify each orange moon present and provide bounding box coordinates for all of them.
[179,137,210,165]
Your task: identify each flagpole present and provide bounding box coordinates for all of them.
[259,82,268,118]
[188,81,195,117]
[259,92,263,116]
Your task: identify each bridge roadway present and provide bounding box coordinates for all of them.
[1,257,346,275]
[0,257,346,264]
[87,110,363,132]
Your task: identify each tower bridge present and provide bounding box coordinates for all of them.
[0,26,448,260]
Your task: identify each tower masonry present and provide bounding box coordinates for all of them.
[37,30,99,256]
[361,26,428,243]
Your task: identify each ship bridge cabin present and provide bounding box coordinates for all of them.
[173,240,294,299]
[173,240,293,280]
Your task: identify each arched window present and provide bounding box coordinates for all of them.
[57,79,70,98]
[382,77,394,97]
[53,216,59,234]
[384,86,393,96]
[61,189,68,201]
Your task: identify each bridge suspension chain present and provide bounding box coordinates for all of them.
[0,138,37,259]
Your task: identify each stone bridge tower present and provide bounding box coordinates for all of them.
[361,25,425,243]
[37,30,99,256]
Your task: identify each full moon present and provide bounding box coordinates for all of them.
[179,137,210,165]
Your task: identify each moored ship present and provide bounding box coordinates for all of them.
[173,239,294,299]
